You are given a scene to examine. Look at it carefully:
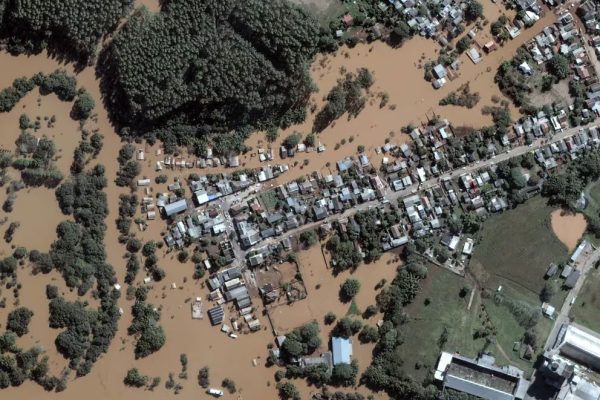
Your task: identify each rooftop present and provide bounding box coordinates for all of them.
[448,359,517,395]
[331,337,353,365]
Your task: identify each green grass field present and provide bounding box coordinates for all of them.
[259,189,280,212]
[480,283,553,374]
[584,181,600,219]
[571,267,600,333]
[472,196,569,294]
[466,196,569,374]
[289,0,345,27]
[400,267,484,382]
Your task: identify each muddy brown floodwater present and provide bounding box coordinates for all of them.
[269,246,400,399]
[0,89,79,252]
[0,3,558,398]
[193,2,556,184]
[550,209,588,252]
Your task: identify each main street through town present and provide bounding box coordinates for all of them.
[242,120,599,256]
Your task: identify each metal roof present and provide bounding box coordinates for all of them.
[208,306,224,326]
[331,337,352,365]
[559,324,600,369]
[445,374,514,400]
[163,199,188,216]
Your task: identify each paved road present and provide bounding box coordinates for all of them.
[524,247,600,400]
[243,121,598,255]
[544,247,600,351]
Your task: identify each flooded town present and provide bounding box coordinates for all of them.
[0,0,599,400]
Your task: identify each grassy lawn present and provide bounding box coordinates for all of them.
[259,188,280,212]
[290,0,345,27]
[480,282,553,375]
[584,180,600,219]
[571,267,600,333]
[466,196,569,375]
[398,197,569,381]
[401,266,484,382]
[472,196,569,294]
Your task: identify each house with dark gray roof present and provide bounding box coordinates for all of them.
[313,205,328,221]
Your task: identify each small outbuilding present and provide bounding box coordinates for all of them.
[519,61,533,75]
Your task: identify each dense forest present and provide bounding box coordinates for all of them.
[0,0,133,62]
[99,0,321,155]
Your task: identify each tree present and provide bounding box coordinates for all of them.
[406,261,428,279]
[222,378,236,393]
[333,317,363,338]
[19,114,30,130]
[300,230,318,247]
[197,367,210,388]
[304,133,316,147]
[465,0,483,21]
[436,246,450,263]
[46,284,59,299]
[277,381,300,400]
[331,361,358,386]
[359,325,379,343]
[547,54,570,81]
[540,281,557,302]
[541,75,554,92]
[456,36,472,53]
[135,325,166,358]
[390,21,411,46]
[461,212,483,234]
[356,68,374,89]
[72,89,95,120]
[126,238,142,253]
[265,126,279,142]
[491,20,504,36]
[124,368,148,387]
[100,0,320,154]
[6,307,34,337]
[33,137,56,168]
[39,70,77,101]
[281,321,321,359]
[324,312,337,325]
[3,1,134,61]
[118,144,135,165]
[283,133,302,149]
[340,278,361,300]
[142,241,157,257]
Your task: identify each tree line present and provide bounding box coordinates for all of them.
[47,165,121,379]
[98,0,320,156]
[0,0,133,63]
